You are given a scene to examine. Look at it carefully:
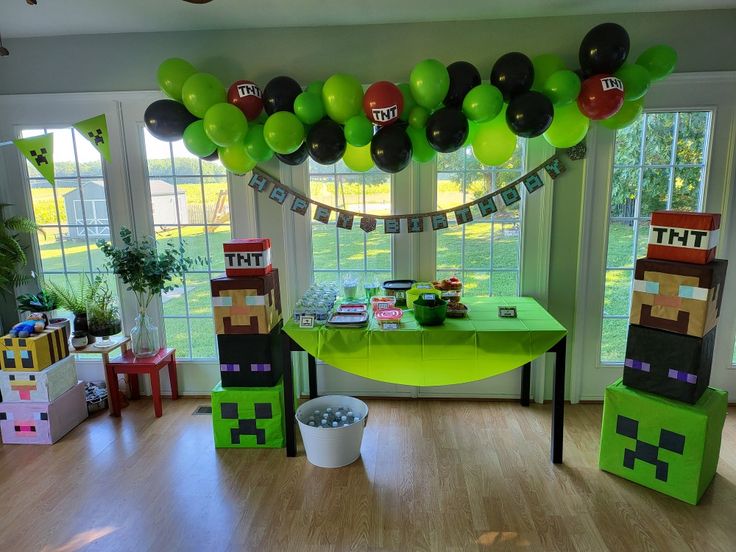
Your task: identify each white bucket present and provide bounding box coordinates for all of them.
[296,395,369,468]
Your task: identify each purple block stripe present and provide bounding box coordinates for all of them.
[668,369,697,384]
[250,363,271,372]
[624,358,650,372]
[220,363,240,372]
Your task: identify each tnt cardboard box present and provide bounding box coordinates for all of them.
[211,270,282,335]
[0,326,69,372]
[0,382,87,445]
[217,321,283,387]
[223,238,272,277]
[647,211,720,265]
[599,379,727,505]
[630,258,727,338]
[0,355,77,403]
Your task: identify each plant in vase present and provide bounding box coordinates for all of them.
[87,277,122,347]
[16,289,59,327]
[97,227,197,358]
[45,275,101,341]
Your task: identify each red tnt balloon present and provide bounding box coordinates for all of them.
[577,74,625,120]
[228,80,263,121]
[363,81,404,126]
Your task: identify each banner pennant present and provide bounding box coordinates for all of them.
[14,134,55,185]
[73,114,111,162]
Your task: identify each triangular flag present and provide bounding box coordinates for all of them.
[14,134,55,185]
[73,114,111,162]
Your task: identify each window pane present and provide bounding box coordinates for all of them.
[190,317,216,359]
[609,167,638,218]
[672,166,703,211]
[492,271,518,296]
[606,221,634,268]
[164,318,191,358]
[642,112,675,166]
[676,111,708,165]
[603,270,632,316]
[601,318,629,362]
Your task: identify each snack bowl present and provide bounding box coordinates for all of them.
[412,297,447,326]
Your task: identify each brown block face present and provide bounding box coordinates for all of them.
[210,271,282,335]
[629,258,727,337]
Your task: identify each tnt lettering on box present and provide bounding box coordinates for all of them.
[223,239,272,277]
[647,211,720,264]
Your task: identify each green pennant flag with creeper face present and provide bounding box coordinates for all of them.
[14,133,55,185]
[73,114,111,162]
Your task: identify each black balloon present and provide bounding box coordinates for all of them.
[144,99,197,142]
[490,52,534,102]
[276,143,308,166]
[371,125,412,173]
[444,61,481,108]
[506,91,554,138]
[579,22,630,76]
[201,151,220,162]
[262,75,302,115]
[426,108,469,153]
[306,119,346,165]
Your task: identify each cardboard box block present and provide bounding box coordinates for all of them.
[0,382,87,445]
[630,258,728,338]
[0,326,69,372]
[599,379,727,505]
[223,238,272,277]
[211,271,282,335]
[217,322,283,387]
[623,324,715,404]
[647,211,720,264]
[0,355,77,403]
[211,380,285,448]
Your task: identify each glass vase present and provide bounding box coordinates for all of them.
[131,309,160,358]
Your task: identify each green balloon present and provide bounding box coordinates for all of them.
[462,84,503,123]
[256,111,268,125]
[615,63,651,101]
[322,73,364,124]
[542,70,581,106]
[543,102,590,148]
[344,115,374,147]
[600,98,644,130]
[218,143,256,174]
[409,59,450,110]
[157,58,197,101]
[181,73,226,118]
[263,112,305,154]
[398,83,417,121]
[343,143,374,172]
[463,121,479,147]
[183,120,216,157]
[203,103,248,147]
[471,109,517,167]
[243,124,274,163]
[532,54,566,90]
[307,80,325,96]
[293,92,325,125]
[636,45,677,82]
[408,106,430,129]
[407,126,436,163]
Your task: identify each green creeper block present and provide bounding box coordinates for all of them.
[599,378,727,505]
[211,379,285,448]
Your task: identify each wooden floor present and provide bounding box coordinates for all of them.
[1,398,735,552]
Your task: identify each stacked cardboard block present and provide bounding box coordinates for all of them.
[211,239,287,448]
[0,326,87,444]
[600,211,729,504]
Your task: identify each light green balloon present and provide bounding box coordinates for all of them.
[408,106,430,129]
[344,115,374,147]
[471,109,517,167]
[532,54,566,90]
[322,73,364,124]
[398,83,417,121]
[615,64,651,101]
[263,111,305,154]
[157,58,197,101]
[183,120,216,157]
[543,102,590,148]
[462,84,503,123]
[600,98,644,130]
[636,45,677,82]
[463,121,479,147]
[181,73,226,118]
[409,59,450,110]
[407,126,436,163]
[343,143,374,172]
[218,143,256,174]
[542,70,581,106]
[203,103,248,147]
[294,92,325,125]
[243,124,274,162]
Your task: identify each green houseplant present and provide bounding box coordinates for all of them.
[86,276,122,347]
[45,275,101,338]
[97,227,196,357]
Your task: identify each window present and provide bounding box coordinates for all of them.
[435,143,526,296]
[308,159,392,290]
[601,111,712,362]
[143,129,231,359]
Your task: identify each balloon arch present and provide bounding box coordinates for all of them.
[145,23,677,174]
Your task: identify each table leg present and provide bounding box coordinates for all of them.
[308,354,318,399]
[103,353,121,417]
[520,362,531,407]
[551,336,567,464]
[168,352,179,400]
[129,374,140,400]
[282,334,297,457]
[151,370,163,418]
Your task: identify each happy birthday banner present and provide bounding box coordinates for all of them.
[249,147,580,234]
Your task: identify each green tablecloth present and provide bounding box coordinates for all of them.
[284,296,566,386]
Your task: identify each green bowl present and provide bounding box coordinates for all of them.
[413,297,447,326]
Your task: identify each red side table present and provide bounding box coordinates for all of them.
[105,348,178,417]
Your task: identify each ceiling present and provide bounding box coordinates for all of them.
[1,0,735,38]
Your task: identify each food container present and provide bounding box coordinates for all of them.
[412,297,447,326]
[370,296,397,312]
[337,303,368,314]
[441,290,462,303]
[326,312,369,328]
[375,308,403,328]
[407,282,442,309]
[446,302,469,318]
[433,276,463,292]
[382,280,415,306]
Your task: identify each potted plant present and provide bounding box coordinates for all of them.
[97,227,196,357]
[86,276,122,348]
[15,290,68,335]
[45,275,101,340]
